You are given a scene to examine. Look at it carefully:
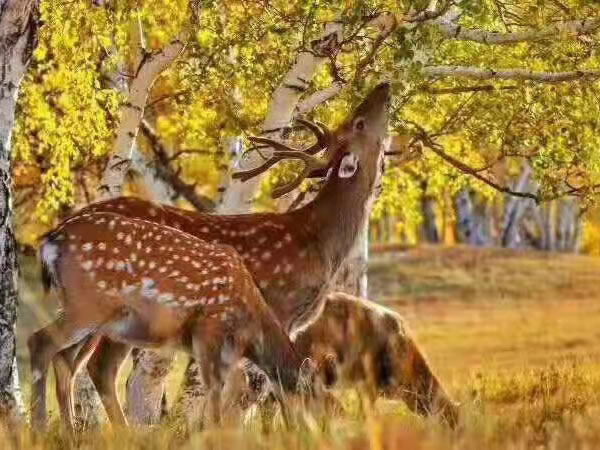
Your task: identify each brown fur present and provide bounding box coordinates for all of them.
[30,212,308,429]
[293,292,459,426]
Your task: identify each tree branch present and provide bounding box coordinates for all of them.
[422,84,519,95]
[408,122,540,201]
[295,80,345,115]
[433,17,600,44]
[139,120,214,211]
[423,65,600,83]
[99,35,187,198]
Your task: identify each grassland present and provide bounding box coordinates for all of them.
[7,246,600,449]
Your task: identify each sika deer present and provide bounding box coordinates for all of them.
[293,292,459,427]
[29,212,312,430]
[42,83,391,424]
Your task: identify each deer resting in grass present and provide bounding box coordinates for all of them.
[31,83,391,426]
[29,212,314,430]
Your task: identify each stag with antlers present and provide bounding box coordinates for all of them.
[30,83,392,426]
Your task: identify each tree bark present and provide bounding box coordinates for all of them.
[423,65,600,83]
[420,189,439,244]
[99,37,185,199]
[217,22,343,213]
[0,0,39,421]
[454,189,489,246]
[433,16,600,45]
[501,163,534,248]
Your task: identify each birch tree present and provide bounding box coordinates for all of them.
[0,0,39,420]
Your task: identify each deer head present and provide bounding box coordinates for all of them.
[234,82,391,199]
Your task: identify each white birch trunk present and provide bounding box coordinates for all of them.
[501,163,534,248]
[0,0,38,421]
[217,22,343,213]
[99,38,185,199]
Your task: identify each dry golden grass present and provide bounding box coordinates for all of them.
[9,246,600,449]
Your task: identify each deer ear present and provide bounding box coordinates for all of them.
[338,153,359,178]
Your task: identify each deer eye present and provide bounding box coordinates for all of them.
[353,117,365,132]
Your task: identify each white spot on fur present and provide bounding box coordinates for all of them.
[82,243,93,251]
[97,280,107,289]
[81,260,93,271]
[157,292,174,304]
[98,243,106,251]
[141,278,158,298]
[261,251,271,261]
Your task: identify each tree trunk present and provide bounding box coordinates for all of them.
[557,198,580,253]
[454,189,489,246]
[99,38,185,199]
[501,163,534,248]
[538,201,556,251]
[420,193,439,243]
[0,0,39,421]
[333,221,369,298]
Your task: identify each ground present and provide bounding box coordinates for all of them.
[7,246,600,449]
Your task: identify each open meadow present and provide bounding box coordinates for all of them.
[7,246,600,449]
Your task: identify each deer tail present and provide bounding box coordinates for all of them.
[39,231,63,294]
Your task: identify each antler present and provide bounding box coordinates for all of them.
[233,119,335,198]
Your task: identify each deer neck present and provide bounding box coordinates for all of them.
[301,156,381,269]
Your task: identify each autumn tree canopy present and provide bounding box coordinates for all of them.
[11,0,600,248]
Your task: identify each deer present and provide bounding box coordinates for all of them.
[33,82,391,426]
[293,292,459,427]
[179,292,459,429]
[29,211,317,430]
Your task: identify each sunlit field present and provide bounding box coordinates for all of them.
[7,246,600,449]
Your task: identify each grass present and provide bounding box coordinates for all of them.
[9,245,600,449]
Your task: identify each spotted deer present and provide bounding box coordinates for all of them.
[29,212,316,430]
[192,292,459,428]
[293,292,459,427]
[38,83,391,424]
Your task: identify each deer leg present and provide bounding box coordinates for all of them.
[28,317,94,429]
[191,334,224,427]
[87,337,132,425]
[398,338,459,428]
[52,335,102,430]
